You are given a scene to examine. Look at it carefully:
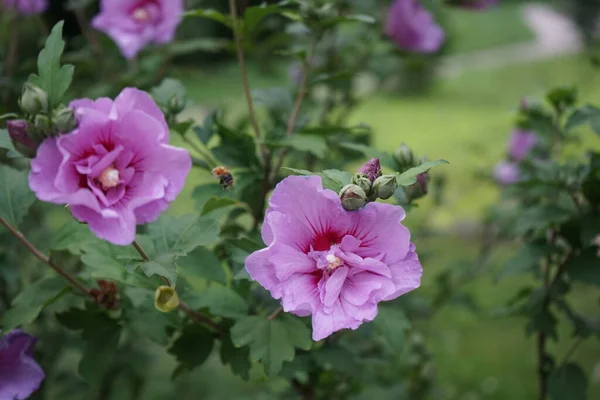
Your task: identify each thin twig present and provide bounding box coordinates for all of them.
[268,306,283,320]
[270,38,319,183]
[182,135,217,168]
[132,240,151,262]
[228,0,262,142]
[0,216,93,299]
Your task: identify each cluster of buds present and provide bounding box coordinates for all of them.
[90,280,120,310]
[5,83,77,158]
[394,143,430,203]
[339,158,399,211]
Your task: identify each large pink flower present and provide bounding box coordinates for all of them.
[246,176,423,341]
[1,0,47,15]
[92,0,184,59]
[29,88,191,245]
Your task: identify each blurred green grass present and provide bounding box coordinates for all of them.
[169,53,600,399]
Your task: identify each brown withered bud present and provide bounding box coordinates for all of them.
[90,280,120,310]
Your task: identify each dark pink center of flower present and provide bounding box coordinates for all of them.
[310,231,341,252]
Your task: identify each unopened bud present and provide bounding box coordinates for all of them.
[168,95,185,115]
[53,107,77,133]
[357,158,381,183]
[6,120,35,149]
[394,143,414,169]
[373,174,398,200]
[339,184,367,211]
[154,286,179,313]
[352,173,372,194]
[33,114,53,136]
[19,84,48,115]
[406,173,429,200]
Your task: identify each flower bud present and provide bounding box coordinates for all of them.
[352,173,372,194]
[373,174,398,200]
[357,158,381,183]
[168,95,185,115]
[7,120,35,149]
[19,84,48,115]
[339,184,367,211]
[394,143,415,169]
[406,173,429,200]
[53,107,77,133]
[33,114,53,136]
[154,286,180,313]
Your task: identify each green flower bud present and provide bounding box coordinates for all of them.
[154,286,180,313]
[168,95,186,115]
[33,114,53,136]
[352,173,372,194]
[373,174,398,200]
[394,143,414,168]
[339,184,367,211]
[19,84,48,115]
[54,107,77,133]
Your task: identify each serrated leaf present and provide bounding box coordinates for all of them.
[193,111,217,144]
[178,246,226,285]
[138,260,177,286]
[374,306,410,351]
[168,324,215,378]
[124,288,179,345]
[396,160,449,186]
[284,168,352,192]
[148,214,221,257]
[0,129,17,153]
[151,78,186,110]
[184,8,233,28]
[51,219,98,255]
[497,244,546,280]
[181,285,248,319]
[231,316,296,376]
[280,315,312,351]
[270,135,327,158]
[566,248,600,287]
[3,277,68,330]
[515,205,573,235]
[202,196,239,216]
[29,21,74,108]
[548,363,588,400]
[0,166,36,227]
[220,331,251,380]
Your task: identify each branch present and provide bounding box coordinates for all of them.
[268,306,283,320]
[0,216,93,299]
[270,37,319,183]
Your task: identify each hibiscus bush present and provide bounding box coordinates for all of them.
[1,1,596,400]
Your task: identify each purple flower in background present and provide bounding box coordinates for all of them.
[92,0,184,59]
[385,0,445,54]
[1,0,47,15]
[29,88,192,245]
[508,129,537,161]
[450,0,498,10]
[246,176,423,341]
[0,330,45,400]
[494,161,519,185]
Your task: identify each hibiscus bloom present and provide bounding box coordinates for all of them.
[1,0,47,15]
[494,161,520,185]
[508,128,537,161]
[0,330,45,400]
[385,0,445,54]
[29,88,191,245]
[246,176,423,340]
[92,0,184,59]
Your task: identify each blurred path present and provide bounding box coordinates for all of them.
[441,3,584,77]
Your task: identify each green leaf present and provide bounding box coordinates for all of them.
[51,219,98,255]
[181,285,248,319]
[168,323,215,378]
[202,196,239,216]
[193,111,217,144]
[515,205,573,235]
[565,104,600,135]
[178,246,227,285]
[148,214,221,257]
[244,3,291,34]
[497,244,546,280]
[284,168,352,193]
[168,38,231,56]
[396,160,449,186]
[0,166,36,227]
[373,306,410,352]
[212,126,260,168]
[280,315,312,351]
[151,78,186,110]
[548,363,588,400]
[138,260,177,286]
[193,183,233,211]
[309,71,353,87]
[0,129,17,153]
[231,316,296,377]
[566,248,600,287]
[29,21,74,108]
[81,249,128,283]
[318,14,376,28]
[270,135,327,158]
[3,277,68,330]
[338,143,397,169]
[56,308,122,387]
[124,288,179,345]
[220,331,251,380]
[312,344,359,374]
[184,8,233,28]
